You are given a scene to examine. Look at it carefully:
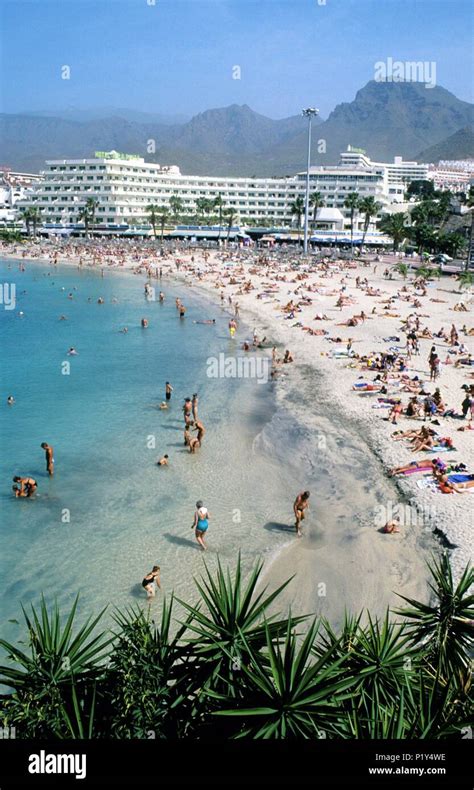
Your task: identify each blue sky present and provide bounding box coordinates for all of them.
[1,0,472,119]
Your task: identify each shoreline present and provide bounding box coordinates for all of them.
[2,243,472,617]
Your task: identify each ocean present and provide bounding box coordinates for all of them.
[0,258,301,640]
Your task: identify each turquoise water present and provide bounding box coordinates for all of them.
[0,259,301,640]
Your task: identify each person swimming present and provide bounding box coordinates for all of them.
[157,454,169,466]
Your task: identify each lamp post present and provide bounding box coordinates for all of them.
[302,107,319,254]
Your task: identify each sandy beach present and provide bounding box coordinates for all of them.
[3,239,473,622]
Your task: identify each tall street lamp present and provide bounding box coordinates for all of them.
[302,107,319,254]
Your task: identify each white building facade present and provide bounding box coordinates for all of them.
[19,147,428,231]
[0,168,42,224]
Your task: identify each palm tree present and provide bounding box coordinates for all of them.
[157,208,169,247]
[460,186,474,272]
[457,270,473,291]
[169,195,184,227]
[415,264,433,281]
[224,208,236,244]
[378,212,407,252]
[85,197,99,235]
[195,197,208,224]
[410,223,437,257]
[410,198,445,231]
[213,195,226,242]
[22,206,41,238]
[290,196,305,242]
[436,190,453,230]
[437,231,466,259]
[395,262,409,279]
[309,191,325,227]
[77,206,90,238]
[145,204,159,238]
[359,196,381,246]
[344,192,360,256]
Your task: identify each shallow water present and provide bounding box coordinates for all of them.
[0,258,434,647]
[0,259,301,641]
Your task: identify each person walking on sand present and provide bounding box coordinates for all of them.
[41,442,54,476]
[192,500,210,550]
[293,491,310,537]
[142,565,161,599]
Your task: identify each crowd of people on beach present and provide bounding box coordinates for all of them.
[4,233,473,599]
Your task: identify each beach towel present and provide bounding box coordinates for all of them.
[400,464,433,476]
[416,478,438,490]
[428,445,456,453]
[447,473,474,483]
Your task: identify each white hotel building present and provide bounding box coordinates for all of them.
[21,147,428,232]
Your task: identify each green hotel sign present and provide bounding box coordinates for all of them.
[94,150,142,160]
[347,145,366,155]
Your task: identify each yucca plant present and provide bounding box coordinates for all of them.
[58,681,97,739]
[336,679,461,740]
[0,595,111,738]
[313,610,418,705]
[177,556,306,710]
[210,618,358,738]
[396,555,473,685]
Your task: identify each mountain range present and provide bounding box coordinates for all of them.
[1,81,472,176]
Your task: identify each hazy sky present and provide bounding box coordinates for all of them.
[1,0,473,119]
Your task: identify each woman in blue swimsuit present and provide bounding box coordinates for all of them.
[192,500,210,551]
